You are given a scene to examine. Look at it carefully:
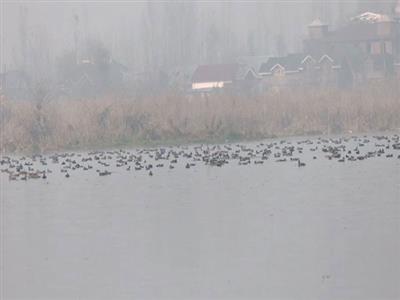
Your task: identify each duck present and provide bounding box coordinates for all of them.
[99,170,111,176]
[29,172,41,179]
[298,160,306,167]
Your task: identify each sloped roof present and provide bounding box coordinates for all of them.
[351,12,391,24]
[258,52,345,75]
[236,64,260,80]
[192,64,240,83]
[305,48,343,66]
[236,55,271,73]
[168,65,197,85]
[317,53,341,66]
[259,53,306,73]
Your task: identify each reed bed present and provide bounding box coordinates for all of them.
[1,80,399,154]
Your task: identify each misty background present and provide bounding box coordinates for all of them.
[1,1,398,85]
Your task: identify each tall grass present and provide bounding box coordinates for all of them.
[1,80,399,154]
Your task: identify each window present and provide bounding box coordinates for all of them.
[366,42,372,54]
[384,41,393,54]
[371,42,381,55]
[374,59,384,71]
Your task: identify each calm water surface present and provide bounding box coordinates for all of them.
[1,135,400,300]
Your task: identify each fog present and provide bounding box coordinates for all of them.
[1,3,400,299]
[2,1,395,78]
[1,1,399,151]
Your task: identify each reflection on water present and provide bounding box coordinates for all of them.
[1,134,400,299]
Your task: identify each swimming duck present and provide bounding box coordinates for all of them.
[298,160,306,167]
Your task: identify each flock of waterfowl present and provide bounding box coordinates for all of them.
[1,134,399,182]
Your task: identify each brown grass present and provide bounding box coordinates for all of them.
[1,80,399,154]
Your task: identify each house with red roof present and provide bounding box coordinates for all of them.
[191,63,258,93]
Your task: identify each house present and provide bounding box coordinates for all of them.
[168,65,197,91]
[61,59,130,97]
[191,63,258,93]
[303,12,400,83]
[255,10,399,91]
[305,13,399,57]
[191,63,239,91]
[190,11,399,93]
[316,54,347,87]
[258,52,345,90]
[236,55,271,75]
[258,53,306,90]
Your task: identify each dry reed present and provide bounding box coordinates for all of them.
[1,80,399,154]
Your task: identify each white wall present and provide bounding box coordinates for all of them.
[192,81,231,90]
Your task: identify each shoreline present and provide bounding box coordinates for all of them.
[2,128,399,157]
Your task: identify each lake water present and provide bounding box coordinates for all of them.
[1,134,400,300]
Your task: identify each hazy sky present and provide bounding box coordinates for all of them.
[0,1,395,75]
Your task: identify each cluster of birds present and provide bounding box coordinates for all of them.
[1,134,399,182]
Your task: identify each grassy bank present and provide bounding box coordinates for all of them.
[1,80,399,154]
